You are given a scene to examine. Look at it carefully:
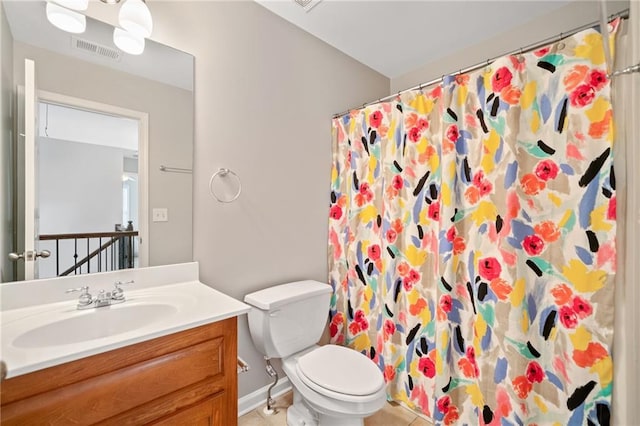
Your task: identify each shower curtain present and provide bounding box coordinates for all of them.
[328,21,619,425]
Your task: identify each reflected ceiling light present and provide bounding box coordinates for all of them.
[46,2,86,34]
[52,0,89,11]
[113,27,145,55]
[118,0,152,38]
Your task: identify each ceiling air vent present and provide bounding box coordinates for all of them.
[293,0,322,13]
[71,36,122,62]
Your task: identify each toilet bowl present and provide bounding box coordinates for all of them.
[244,281,387,426]
[283,345,387,426]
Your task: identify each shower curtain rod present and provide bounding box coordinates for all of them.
[333,8,630,119]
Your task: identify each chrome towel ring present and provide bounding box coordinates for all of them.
[209,168,242,203]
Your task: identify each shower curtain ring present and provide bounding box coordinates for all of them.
[557,32,566,50]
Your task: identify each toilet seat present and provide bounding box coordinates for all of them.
[295,345,385,403]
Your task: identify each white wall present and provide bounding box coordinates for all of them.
[0,1,13,282]
[123,157,139,230]
[12,41,193,269]
[39,138,122,234]
[37,137,124,278]
[139,1,390,398]
[615,3,640,424]
[390,0,630,92]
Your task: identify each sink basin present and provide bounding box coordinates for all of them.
[13,303,178,348]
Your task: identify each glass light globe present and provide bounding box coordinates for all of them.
[46,2,86,34]
[113,27,145,55]
[118,0,152,38]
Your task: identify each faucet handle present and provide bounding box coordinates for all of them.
[66,286,92,306]
[112,280,133,301]
[114,280,134,289]
[66,286,90,294]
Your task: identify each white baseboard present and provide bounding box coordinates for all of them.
[238,377,292,417]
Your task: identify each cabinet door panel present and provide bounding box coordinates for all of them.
[153,392,225,426]
[2,337,223,425]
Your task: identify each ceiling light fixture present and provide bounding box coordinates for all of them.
[118,0,152,38]
[45,0,153,55]
[46,2,86,34]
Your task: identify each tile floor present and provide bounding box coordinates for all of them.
[238,391,433,426]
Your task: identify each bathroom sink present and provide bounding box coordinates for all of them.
[1,275,250,379]
[12,303,178,348]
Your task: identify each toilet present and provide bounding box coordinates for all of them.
[244,280,387,426]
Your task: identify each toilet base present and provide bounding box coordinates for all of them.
[286,402,317,426]
[287,388,318,426]
[317,413,365,426]
[285,389,366,426]
[286,404,365,426]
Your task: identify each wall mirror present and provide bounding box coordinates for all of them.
[1,1,194,283]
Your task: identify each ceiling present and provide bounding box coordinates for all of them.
[255,0,575,78]
[39,103,138,152]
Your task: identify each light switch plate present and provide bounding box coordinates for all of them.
[152,208,168,222]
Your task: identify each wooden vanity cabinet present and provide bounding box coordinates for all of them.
[0,317,238,425]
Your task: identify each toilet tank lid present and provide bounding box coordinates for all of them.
[244,280,332,310]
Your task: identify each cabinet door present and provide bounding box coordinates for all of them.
[153,392,226,426]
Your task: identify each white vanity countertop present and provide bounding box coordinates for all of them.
[0,264,250,378]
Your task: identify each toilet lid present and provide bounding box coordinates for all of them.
[296,345,384,396]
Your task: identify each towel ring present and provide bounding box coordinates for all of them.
[209,168,242,203]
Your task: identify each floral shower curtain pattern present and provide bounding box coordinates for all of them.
[328,22,618,425]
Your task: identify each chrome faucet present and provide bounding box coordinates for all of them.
[66,280,134,310]
[94,289,112,308]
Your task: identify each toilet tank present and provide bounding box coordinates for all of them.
[244,280,332,359]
